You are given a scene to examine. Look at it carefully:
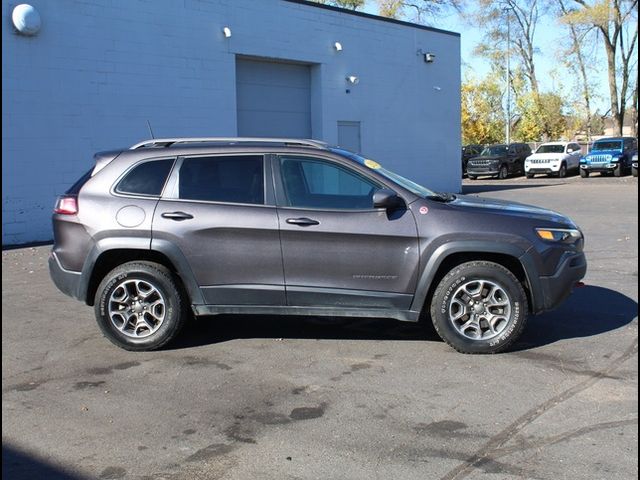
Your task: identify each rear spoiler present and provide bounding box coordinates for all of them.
[92,149,124,176]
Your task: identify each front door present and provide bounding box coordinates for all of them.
[274,155,419,309]
[153,154,285,306]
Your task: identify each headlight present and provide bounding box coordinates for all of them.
[536,228,582,243]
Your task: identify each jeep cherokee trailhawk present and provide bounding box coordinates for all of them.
[49,137,587,354]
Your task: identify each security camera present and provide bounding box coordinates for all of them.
[424,53,436,63]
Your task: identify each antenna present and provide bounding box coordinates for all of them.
[146,120,155,139]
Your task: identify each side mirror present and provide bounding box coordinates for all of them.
[373,189,404,210]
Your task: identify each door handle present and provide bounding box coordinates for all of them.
[286,217,320,226]
[161,211,194,221]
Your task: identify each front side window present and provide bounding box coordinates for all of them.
[177,155,264,204]
[279,157,379,209]
[116,159,174,196]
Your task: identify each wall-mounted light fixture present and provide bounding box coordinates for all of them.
[346,75,359,85]
[12,4,41,36]
[222,26,232,38]
[424,52,436,63]
[334,42,343,51]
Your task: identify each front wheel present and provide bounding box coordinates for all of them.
[468,175,477,180]
[498,165,509,180]
[94,262,187,351]
[580,169,589,178]
[430,261,528,354]
[557,164,567,178]
[613,163,622,177]
[633,167,638,177]
[526,173,534,179]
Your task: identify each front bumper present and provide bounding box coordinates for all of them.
[580,163,618,173]
[466,166,500,176]
[526,166,559,174]
[48,252,83,301]
[537,251,587,312]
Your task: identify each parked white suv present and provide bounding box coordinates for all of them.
[525,142,582,178]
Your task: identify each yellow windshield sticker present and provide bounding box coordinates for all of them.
[364,159,381,170]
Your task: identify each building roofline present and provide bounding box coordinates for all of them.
[283,0,460,37]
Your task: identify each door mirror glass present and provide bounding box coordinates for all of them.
[373,189,404,210]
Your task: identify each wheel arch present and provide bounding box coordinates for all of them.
[82,238,203,306]
[411,242,540,317]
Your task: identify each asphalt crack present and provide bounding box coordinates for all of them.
[440,338,638,480]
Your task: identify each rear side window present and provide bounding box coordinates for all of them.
[116,159,174,196]
[177,155,264,204]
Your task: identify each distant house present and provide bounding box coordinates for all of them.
[602,112,638,137]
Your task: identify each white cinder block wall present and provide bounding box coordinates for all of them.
[2,0,461,245]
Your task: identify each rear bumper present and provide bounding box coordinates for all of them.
[537,252,587,312]
[48,252,83,301]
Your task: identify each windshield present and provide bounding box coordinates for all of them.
[480,145,507,156]
[330,148,438,198]
[536,144,565,154]
[592,141,622,151]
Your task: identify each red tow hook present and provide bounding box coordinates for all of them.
[574,281,586,288]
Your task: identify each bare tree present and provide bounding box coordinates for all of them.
[376,0,464,23]
[558,0,598,140]
[564,0,638,135]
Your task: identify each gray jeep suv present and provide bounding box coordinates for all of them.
[49,137,587,354]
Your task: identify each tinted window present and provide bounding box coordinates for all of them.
[280,157,379,209]
[178,155,264,204]
[481,145,508,156]
[536,144,565,154]
[116,159,174,196]
[593,141,622,151]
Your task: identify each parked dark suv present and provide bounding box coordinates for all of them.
[49,137,586,354]
[466,143,532,180]
[461,144,483,177]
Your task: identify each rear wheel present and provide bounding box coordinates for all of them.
[430,261,528,354]
[580,169,589,178]
[94,262,187,351]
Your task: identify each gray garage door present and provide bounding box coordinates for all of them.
[236,57,311,138]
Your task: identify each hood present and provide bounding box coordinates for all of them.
[469,155,504,163]
[526,152,565,161]
[449,194,573,225]
[585,149,622,158]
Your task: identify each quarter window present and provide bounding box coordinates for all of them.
[116,159,174,196]
[279,157,379,209]
[177,155,264,204]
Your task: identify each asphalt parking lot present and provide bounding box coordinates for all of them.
[2,173,638,480]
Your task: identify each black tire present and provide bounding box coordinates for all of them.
[557,163,567,178]
[498,164,509,180]
[468,175,477,180]
[633,167,638,177]
[430,261,528,354]
[94,261,187,351]
[526,173,534,179]
[613,163,622,177]
[580,169,589,178]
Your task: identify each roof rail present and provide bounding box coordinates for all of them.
[129,137,328,150]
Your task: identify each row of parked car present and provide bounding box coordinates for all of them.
[462,136,638,180]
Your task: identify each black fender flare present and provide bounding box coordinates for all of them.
[409,241,542,315]
[79,237,204,305]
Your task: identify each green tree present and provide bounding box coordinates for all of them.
[461,74,505,144]
[310,0,365,9]
[514,92,568,141]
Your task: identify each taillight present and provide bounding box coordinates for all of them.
[54,196,78,215]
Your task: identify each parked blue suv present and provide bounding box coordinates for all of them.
[580,137,637,178]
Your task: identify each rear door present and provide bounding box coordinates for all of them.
[274,154,420,309]
[152,153,285,306]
